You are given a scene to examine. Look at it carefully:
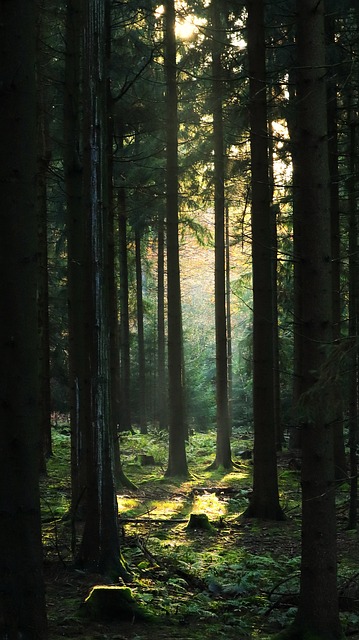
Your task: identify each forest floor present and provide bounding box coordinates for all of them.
[41,424,359,640]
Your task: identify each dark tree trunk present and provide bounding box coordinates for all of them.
[286,72,304,452]
[135,229,148,434]
[36,9,53,467]
[226,205,233,433]
[118,173,132,433]
[326,10,346,481]
[268,118,282,451]
[64,0,89,522]
[243,0,284,520]
[157,220,168,430]
[209,0,232,470]
[77,0,126,577]
[0,1,48,636]
[347,97,359,530]
[285,0,342,636]
[164,0,188,477]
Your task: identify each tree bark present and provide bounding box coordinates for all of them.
[326,10,346,481]
[64,0,89,520]
[77,0,126,577]
[164,0,188,477]
[0,1,48,635]
[135,229,148,434]
[286,0,343,636]
[36,7,53,467]
[118,153,132,433]
[157,220,168,430]
[209,0,232,470]
[243,0,284,520]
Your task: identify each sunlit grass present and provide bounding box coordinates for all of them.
[192,493,227,518]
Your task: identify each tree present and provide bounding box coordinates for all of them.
[0,0,48,636]
[279,0,343,637]
[64,0,89,520]
[326,8,346,479]
[164,0,189,477]
[209,0,232,469]
[135,227,148,434]
[77,0,126,576]
[157,219,168,430]
[37,1,53,468]
[118,165,133,433]
[243,0,284,520]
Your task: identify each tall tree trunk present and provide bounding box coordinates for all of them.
[244,0,284,520]
[268,118,282,451]
[0,1,48,635]
[287,0,342,636]
[157,220,167,430]
[286,71,303,452]
[118,168,132,433]
[77,0,126,577]
[64,0,89,522]
[209,0,232,470]
[135,229,148,434]
[36,6,52,467]
[226,205,233,433]
[106,33,131,489]
[164,0,188,477]
[326,10,346,481]
[347,98,359,530]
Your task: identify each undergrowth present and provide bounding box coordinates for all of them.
[41,423,359,640]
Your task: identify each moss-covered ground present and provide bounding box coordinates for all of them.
[41,423,359,639]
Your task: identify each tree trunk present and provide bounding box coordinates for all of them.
[118,168,132,433]
[209,0,232,470]
[243,0,284,520]
[268,118,282,451]
[64,0,89,521]
[347,98,359,530]
[164,0,188,477]
[135,229,148,434]
[286,0,342,636]
[77,0,126,577]
[0,1,48,636]
[226,205,233,434]
[36,8,53,467]
[157,220,168,430]
[326,10,346,481]
[286,70,304,452]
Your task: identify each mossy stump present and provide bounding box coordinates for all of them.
[82,585,153,622]
[186,513,216,533]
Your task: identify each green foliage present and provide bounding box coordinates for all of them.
[43,427,356,640]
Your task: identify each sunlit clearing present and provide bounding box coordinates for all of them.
[117,496,140,514]
[192,493,227,518]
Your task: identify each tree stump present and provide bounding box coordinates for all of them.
[186,513,216,533]
[82,585,153,621]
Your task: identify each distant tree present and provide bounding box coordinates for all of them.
[0,0,48,636]
[243,0,284,520]
[118,160,133,433]
[135,227,148,434]
[164,0,189,477]
[279,0,343,637]
[157,219,168,430]
[209,0,232,469]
